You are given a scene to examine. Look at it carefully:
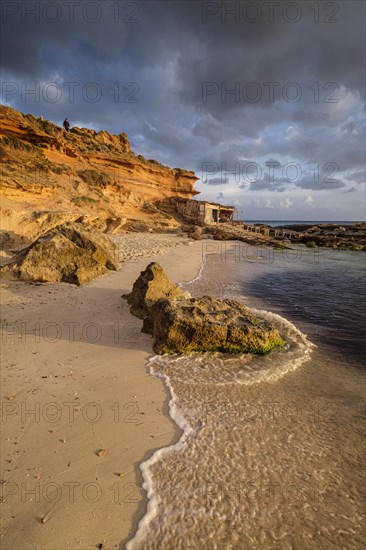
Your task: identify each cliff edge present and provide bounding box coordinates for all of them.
[0,106,199,249]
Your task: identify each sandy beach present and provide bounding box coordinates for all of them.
[0,234,210,549]
[2,233,365,550]
[1,4,364,547]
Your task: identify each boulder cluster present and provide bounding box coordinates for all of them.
[1,222,285,355]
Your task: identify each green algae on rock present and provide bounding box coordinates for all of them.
[142,295,286,355]
[125,262,285,355]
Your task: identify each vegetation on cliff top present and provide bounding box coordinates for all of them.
[0,105,199,240]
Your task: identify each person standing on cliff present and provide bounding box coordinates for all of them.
[63,118,70,132]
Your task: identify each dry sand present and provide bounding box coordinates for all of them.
[0,234,216,549]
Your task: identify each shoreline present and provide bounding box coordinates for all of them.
[2,235,364,549]
[126,239,314,548]
[122,241,365,549]
[0,236,209,550]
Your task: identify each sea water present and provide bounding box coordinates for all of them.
[127,244,365,550]
[243,220,360,227]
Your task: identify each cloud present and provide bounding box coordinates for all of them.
[280,198,293,209]
[345,168,365,184]
[306,194,314,205]
[248,180,287,192]
[192,114,224,146]
[343,187,357,193]
[207,176,229,185]
[1,0,364,219]
[297,175,346,191]
[251,198,274,209]
[264,159,282,168]
[285,126,300,140]
[340,120,364,136]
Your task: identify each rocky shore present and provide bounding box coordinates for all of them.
[273,222,366,250]
[204,222,366,251]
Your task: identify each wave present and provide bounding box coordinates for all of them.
[126,309,315,549]
[125,366,194,550]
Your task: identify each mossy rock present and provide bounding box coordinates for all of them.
[142,295,286,355]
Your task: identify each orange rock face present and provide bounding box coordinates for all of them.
[0,106,199,244]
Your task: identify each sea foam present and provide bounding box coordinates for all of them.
[126,308,315,549]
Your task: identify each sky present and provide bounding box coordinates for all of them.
[1,0,365,221]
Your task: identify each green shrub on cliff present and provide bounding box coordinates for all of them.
[1,135,37,153]
[72,196,99,205]
[77,169,111,188]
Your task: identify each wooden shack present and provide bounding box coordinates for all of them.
[175,199,238,225]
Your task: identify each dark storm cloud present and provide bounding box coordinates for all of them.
[297,176,346,191]
[1,0,365,217]
[192,114,224,146]
[1,1,129,76]
[207,176,229,185]
[141,120,191,155]
[247,180,287,192]
[346,168,365,185]
[240,159,287,192]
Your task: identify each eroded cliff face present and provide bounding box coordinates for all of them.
[0,106,199,247]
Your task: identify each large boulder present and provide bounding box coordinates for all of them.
[123,262,188,319]
[142,296,285,355]
[0,222,119,285]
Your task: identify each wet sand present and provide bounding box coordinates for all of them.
[2,238,364,550]
[0,235,210,549]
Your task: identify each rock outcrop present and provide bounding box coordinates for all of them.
[0,222,119,285]
[125,262,285,354]
[204,223,366,251]
[143,296,285,354]
[205,225,289,248]
[0,106,199,244]
[282,223,366,251]
[123,262,188,319]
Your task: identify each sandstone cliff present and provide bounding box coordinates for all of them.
[0,106,199,249]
